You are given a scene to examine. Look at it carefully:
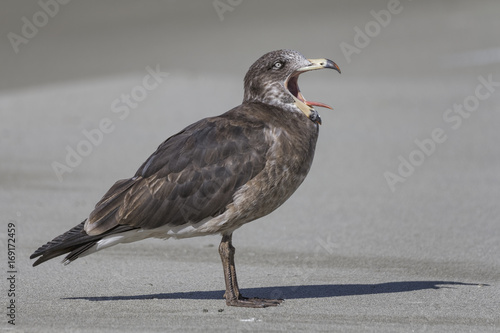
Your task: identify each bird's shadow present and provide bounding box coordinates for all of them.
[63,281,485,302]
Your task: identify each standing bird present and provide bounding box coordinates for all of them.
[30,49,340,308]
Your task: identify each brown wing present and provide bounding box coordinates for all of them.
[85,112,269,235]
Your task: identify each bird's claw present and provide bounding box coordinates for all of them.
[225,296,284,308]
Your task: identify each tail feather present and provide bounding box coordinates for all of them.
[62,242,97,265]
[30,220,138,266]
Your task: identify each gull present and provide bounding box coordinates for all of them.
[30,49,340,307]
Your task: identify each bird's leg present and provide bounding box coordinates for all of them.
[219,233,241,300]
[218,233,283,308]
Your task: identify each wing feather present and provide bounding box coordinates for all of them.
[85,112,269,235]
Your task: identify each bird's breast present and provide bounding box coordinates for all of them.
[264,123,318,189]
[222,122,318,227]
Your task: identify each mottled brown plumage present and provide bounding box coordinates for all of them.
[30,49,340,307]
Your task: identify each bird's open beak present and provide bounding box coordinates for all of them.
[286,58,341,125]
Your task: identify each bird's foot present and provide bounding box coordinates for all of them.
[225,296,283,308]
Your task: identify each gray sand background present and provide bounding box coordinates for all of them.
[1,1,499,332]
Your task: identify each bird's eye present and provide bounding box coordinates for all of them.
[272,61,284,70]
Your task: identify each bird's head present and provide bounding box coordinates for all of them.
[243,49,340,125]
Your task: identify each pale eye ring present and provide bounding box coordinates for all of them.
[272,61,284,70]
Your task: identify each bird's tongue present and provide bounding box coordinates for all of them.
[298,91,333,110]
[305,100,333,109]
